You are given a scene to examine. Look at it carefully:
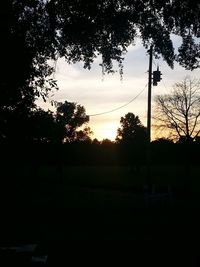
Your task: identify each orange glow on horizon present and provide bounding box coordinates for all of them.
[93,123,118,141]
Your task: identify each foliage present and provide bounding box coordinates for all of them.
[0,104,33,143]
[101,139,114,145]
[92,138,101,145]
[28,108,58,143]
[151,137,174,145]
[71,127,93,143]
[46,0,200,71]
[2,1,58,109]
[55,101,89,143]
[154,77,200,142]
[1,1,200,142]
[0,100,91,144]
[116,113,147,144]
[2,0,200,102]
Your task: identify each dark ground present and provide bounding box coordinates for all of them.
[0,161,200,265]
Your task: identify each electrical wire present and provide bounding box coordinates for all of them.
[88,84,147,117]
[161,78,172,93]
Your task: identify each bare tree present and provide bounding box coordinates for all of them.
[154,77,200,142]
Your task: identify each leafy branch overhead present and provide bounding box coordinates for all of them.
[46,0,200,71]
[3,1,200,91]
[1,0,200,143]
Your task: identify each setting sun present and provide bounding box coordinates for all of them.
[93,123,118,141]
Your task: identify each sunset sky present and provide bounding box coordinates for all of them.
[38,38,199,141]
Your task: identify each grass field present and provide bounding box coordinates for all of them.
[1,163,200,241]
[11,163,200,208]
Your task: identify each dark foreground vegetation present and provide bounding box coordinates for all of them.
[1,142,200,245]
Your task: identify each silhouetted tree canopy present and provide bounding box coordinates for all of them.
[29,108,57,143]
[55,101,89,143]
[2,0,200,102]
[72,127,93,143]
[1,1,200,141]
[154,77,200,143]
[0,99,91,144]
[116,113,147,144]
[151,137,174,145]
[44,0,200,71]
[101,139,114,145]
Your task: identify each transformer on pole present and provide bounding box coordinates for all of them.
[153,66,162,86]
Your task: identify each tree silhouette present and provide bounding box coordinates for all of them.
[101,139,114,145]
[2,0,200,103]
[154,77,200,143]
[45,0,200,71]
[2,1,58,108]
[2,1,200,142]
[116,113,147,145]
[55,101,90,143]
[29,108,57,144]
[151,137,174,145]
[3,101,91,144]
[72,127,93,143]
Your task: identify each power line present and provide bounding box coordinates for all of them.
[161,78,171,93]
[88,84,147,117]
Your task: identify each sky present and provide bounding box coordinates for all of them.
[37,38,199,141]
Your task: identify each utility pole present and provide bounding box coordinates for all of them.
[145,45,163,204]
[145,45,153,202]
[147,45,153,143]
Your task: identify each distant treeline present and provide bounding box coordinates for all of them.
[1,142,199,167]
